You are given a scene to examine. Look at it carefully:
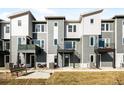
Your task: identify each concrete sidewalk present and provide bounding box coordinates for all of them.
[16,71,51,79]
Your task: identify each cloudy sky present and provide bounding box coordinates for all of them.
[1,8,124,21]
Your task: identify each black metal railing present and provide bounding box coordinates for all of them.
[94,43,115,49]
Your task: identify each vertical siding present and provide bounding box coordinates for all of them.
[116,18,124,53]
[47,20,64,54]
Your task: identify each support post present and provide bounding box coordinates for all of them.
[63,51,64,67]
[113,50,116,68]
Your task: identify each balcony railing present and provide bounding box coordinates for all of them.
[94,43,115,53]
[18,44,36,51]
[95,43,115,49]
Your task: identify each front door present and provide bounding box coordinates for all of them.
[30,55,35,67]
[64,54,70,67]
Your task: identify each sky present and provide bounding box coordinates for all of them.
[1,8,124,21]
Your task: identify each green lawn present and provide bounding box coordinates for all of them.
[1,71,124,85]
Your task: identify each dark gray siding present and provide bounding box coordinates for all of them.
[83,35,98,63]
[47,20,64,54]
[116,18,124,53]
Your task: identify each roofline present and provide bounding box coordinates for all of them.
[79,9,103,22]
[45,16,65,20]
[101,19,114,22]
[65,20,80,23]
[112,15,124,19]
[8,11,36,20]
[32,20,47,23]
[0,21,10,23]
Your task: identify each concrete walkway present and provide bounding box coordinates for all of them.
[16,71,51,79]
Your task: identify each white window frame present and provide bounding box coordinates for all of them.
[4,42,10,51]
[34,24,45,33]
[89,36,95,47]
[5,26,10,33]
[53,39,58,46]
[90,19,94,24]
[68,25,73,32]
[33,39,45,49]
[18,20,22,26]
[101,23,112,32]
[68,25,77,32]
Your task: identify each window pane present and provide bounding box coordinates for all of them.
[64,42,72,49]
[54,39,57,45]
[73,25,76,32]
[90,19,94,24]
[72,42,75,48]
[41,40,44,48]
[5,43,10,50]
[54,23,57,26]
[35,24,40,32]
[6,26,10,33]
[18,20,21,26]
[106,24,109,31]
[18,38,21,45]
[101,24,105,31]
[33,40,40,46]
[6,56,9,63]
[90,37,94,46]
[91,55,94,62]
[41,25,44,32]
[68,25,72,32]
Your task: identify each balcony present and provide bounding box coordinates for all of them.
[57,45,75,54]
[18,44,41,53]
[94,43,115,53]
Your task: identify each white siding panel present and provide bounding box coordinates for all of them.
[11,14,29,36]
[82,13,101,35]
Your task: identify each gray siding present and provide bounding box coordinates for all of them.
[10,36,18,65]
[116,18,124,53]
[47,20,64,54]
[101,22,115,44]
[83,35,98,63]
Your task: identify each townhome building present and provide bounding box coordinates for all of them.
[0,9,124,69]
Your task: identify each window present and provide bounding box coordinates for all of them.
[68,25,72,32]
[54,39,57,45]
[64,41,76,49]
[5,55,9,63]
[106,24,109,31]
[54,23,58,26]
[6,26,10,33]
[18,38,21,45]
[35,24,45,32]
[5,42,10,50]
[73,25,76,32]
[89,36,95,46]
[72,41,75,49]
[101,23,110,31]
[41,40,45,48]
[64,41,72,49]
[101,24,105,31]
[54,56,57,63]
[41,25,44,32]
[18,20,21,26]
[90,55,94,62]
[35,24,40,32]
[33,40,40,46]
[90,19,94,24]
